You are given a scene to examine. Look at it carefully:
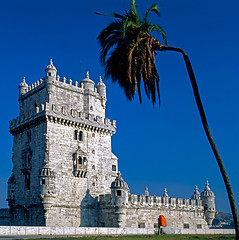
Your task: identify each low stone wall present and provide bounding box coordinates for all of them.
[0,226,155,236]
[0,226,235,236]
[163,228,235,235]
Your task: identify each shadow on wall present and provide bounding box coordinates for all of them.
[80,189,99,227]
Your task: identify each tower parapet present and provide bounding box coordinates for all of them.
[127,193,203,210]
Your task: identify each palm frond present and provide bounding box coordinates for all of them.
[148,24,167,45]
[145,4,160,22]
[94,12,125,20]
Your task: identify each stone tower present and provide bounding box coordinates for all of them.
[201,181,216,227]
[110,172,130,227]
[7,60,118,226]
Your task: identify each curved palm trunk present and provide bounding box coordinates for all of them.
[156,45,239,239]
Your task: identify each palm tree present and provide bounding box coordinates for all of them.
[95,0,239,238]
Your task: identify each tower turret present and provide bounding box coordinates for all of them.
[191,186,201,200]
[163,188,169,198]
[110,172,129,227]
[96,76,106,99]
[45,59,57,82]
[80,72,95,91]
[96,76,107,109]
[18,77,28,97]
[201,181,216,227]
[111,172,129,206]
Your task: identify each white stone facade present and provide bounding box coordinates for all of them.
[2,60,216,229]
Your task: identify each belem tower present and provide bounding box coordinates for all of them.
[1,60,216,229]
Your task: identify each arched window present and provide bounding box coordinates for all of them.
[79,131,83,141]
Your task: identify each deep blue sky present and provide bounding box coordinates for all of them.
[0,0,238,214]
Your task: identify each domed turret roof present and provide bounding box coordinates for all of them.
[45,59,57,72]
[191,186,201,199]
[201,180,215,197]
[96,76,106,87]
[19,77,28,87]
[81,72,95,85]
[111,172,129,190]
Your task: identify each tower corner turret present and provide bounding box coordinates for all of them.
[80,72,95,91]
[45,59,57,83]
[191,186,201,200]
[18,77,28,97]
[201,181,216,227]
[110,172,130,207]
[96,76,106,98]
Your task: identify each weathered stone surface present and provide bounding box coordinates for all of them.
[38,227,51,235]
[25,227,38,235]
[51,227,64,235]
[0,226,11,235]
[11,226,25,235]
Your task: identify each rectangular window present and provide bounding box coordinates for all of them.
[197,224,202,229]
[183,223,189,229]
[116,190,122,196]
[112,165,116,171]
[41,179,45,185]
[138,223,145,228]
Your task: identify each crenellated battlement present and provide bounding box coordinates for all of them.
[19,74,106,101]
[19,78,44,98]
[128,194,203,209]
[9,101,116,134]
[9,103,46,130]
[98,192,203,210]
[27,79,44,93]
